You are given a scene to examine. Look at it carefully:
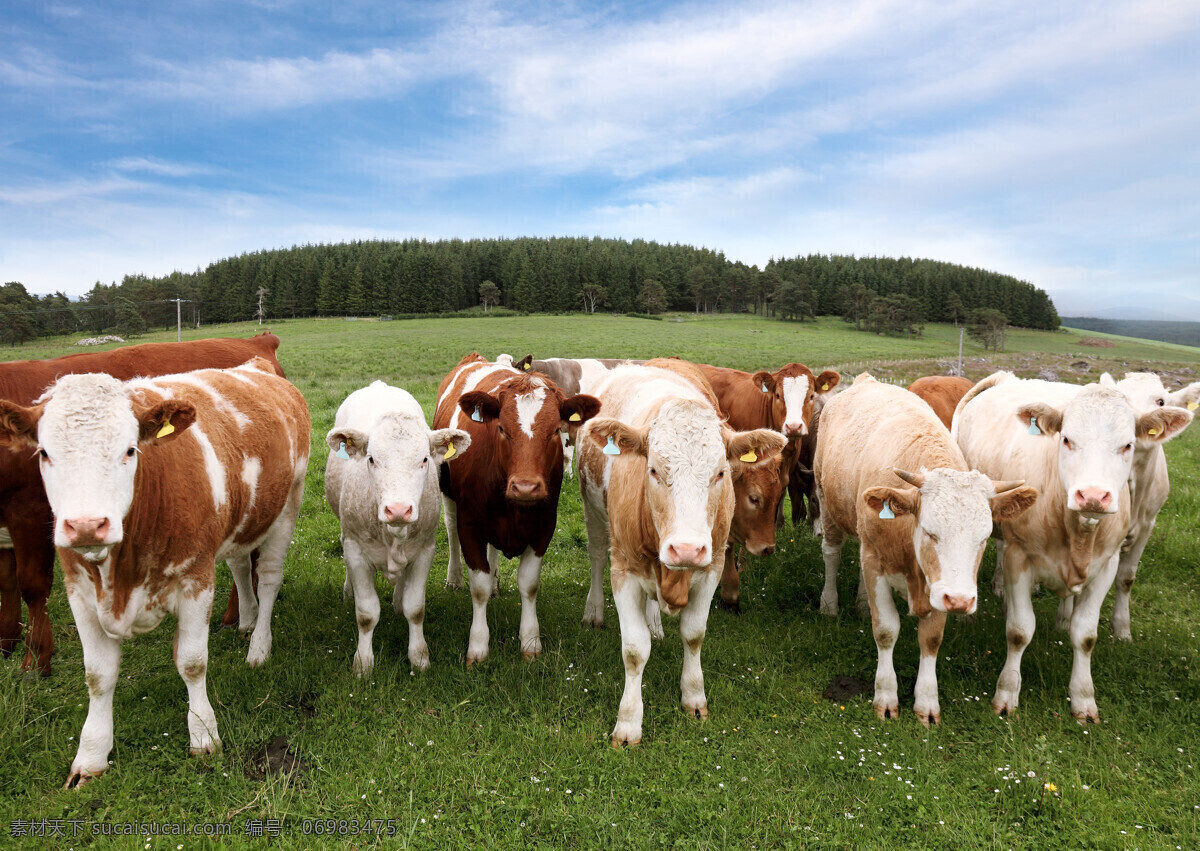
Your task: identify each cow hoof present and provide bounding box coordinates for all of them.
[873,702,900,721]
[818,597,838,617]
[991,699,1017,717]
[352,657,375,678]
[915,709,941,727]
[409,650,430,672]
[190,738,222,756]
[64,766,103,790]
[718,597,741,614]
[610,735,641,749]
[465,654,488,668]
[682,703,708,720]
[522,650,543,661]
[1071,704,1100,724]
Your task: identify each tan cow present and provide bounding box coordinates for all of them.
[0,359,309,787]
[954,372,1190,721]
[578,364,785,746]
[815,374,1036,724]
[907,375,975,430]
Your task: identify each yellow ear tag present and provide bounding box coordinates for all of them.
[821,383,830,391]
[739,449,758,463]
[1189,401,1198,411]
[157,421,175,439]
[1148,428,1159,436]
[523,362,531,370]
[569,412,582,422]
[443,442,457,461]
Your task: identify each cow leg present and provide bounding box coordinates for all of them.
[991,539,1007,601]
[345,538,381,677]
[1054,597,1074,632]
[0,547,20,656]
[466,564,492,665]
[443,495,464,589]
[819,526,845,616]
[855,565,870,618]
[581,497,610,628]
[862,555,901,721]
[914,609,948,726]
[718,544,742,613]
[227,554,258,637]
[993,555,1034,717]
[219,556,259,629]
[645,595,664,641]
[241,475,302,667]
[10,518,56,676]
[1067,553,1119,723]
[64,591,122,788]
[397,544,433,672]
[174,585,221,756]
[611,571,651,747]
[488,545,500,598]
[516,546,543,659]
[1111,526,1152,642]
[679,565,720,721]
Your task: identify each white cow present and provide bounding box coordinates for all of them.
[325,381,470,675]
[815,375,1037,724]
[578,362,785,746]
[954,372,1191,721]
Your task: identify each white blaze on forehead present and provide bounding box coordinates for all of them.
[912,469,994,613]
[780,375,810,429]
[515,388,548,437]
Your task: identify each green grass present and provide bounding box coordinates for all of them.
[1,314,1199,849]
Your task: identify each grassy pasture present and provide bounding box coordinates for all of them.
[1,314,1198,849]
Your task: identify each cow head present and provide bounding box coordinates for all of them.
[1101,372,1200,442]
[0,374,195,561]
[587,400,786,568]
[327,414,470,527]
[460,376,600,504]
[729,450,785,555]
[863,468,1037,615]
[1017,384,1191,516]
[751,365,840,438]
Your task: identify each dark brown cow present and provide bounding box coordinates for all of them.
[434,354,600,663]
[907,375,975,429]
[0,334,283,675]
[698,362,840,609]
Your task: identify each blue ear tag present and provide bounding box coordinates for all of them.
[336,441,350,460]
[602,435,621,456]
[761,383,769,393]
[1027,416,1042,436]
[471,405,483,423]
[878,500,895,520]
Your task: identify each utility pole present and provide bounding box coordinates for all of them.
[958,325,964,376]
[256,287,269,326]
[165,299,191,342]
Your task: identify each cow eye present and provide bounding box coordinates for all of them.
[126,447,136,458]
[714,471,725,484]
[1062,437,1073,450]
[367,455,375,466]
[749,495,761,507]
[422,456,429,465]
[1122,443,1132,453]
[649,468,660,482]
[1156,398,1165,406]
[37,447,49,463]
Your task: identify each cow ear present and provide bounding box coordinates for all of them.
[1016,403,1062,436]
[863,486,919,518]
[326,427,369,459]
[1168,381,1200,413]
[459,391,501,423]
[815,370,841,394]
[990,485,1038,523]
[560,394,601,428]
[429,428,471,463]
[0,399,43,449]
[585,418,648,457]
[750,371,775,393]
[1099,372,1117,387]
[136,400,195,444]
[724,428,787,465]
[518,354,534,371]
[1136,406,1192,443]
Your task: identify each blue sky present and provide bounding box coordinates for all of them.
[3,0,1198,320]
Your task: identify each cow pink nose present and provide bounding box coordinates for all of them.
[942,594,976,614]
[383,503,414,523]
[784,421,805,436]
[507,479,546,503]
[666,543,708,567]
[1075,488,1112,512]
[63,517,110,546]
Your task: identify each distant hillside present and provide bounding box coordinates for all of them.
[1062,317,1200,348]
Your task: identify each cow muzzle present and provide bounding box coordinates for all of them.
[939,593,977,615]
[382,502,416,525]
[783,421,806,437]
[506,478,548,504]
[661,540,711,569]
[1072,487,1114,515]
[62,517,112,548]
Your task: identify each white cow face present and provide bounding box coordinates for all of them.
[588,400,787,569]
[864,469,1037,615]
[1018,385,1191,516]
[0,375,195,561]
[1102,372,1200,436]
[328,414,469,527]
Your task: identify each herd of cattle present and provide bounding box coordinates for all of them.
[0,333,1195,787]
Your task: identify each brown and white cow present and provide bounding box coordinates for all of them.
[325,380,471,675]
[907,375,975,430]
[699,362,840,607]
[954,372,1190,721]
[1087,372,1200,640]
[578,364,785,746]
[0,333,284,676]
[0,358,309,787]
[815,374,1036,724]
[435,354,600,664]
